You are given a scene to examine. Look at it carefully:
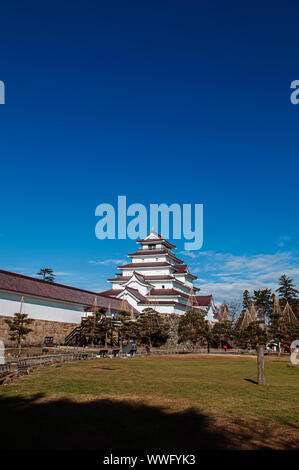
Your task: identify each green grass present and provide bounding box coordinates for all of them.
[1,354,298,450]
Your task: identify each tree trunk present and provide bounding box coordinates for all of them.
[257,345,266,386]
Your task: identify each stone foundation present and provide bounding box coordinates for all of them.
[0,315,78,347]
[162,314,207,351]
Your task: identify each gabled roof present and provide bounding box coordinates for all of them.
[128,250,184,264]
[109,274,175,282]
[124,286,147,302]
[123,271,153,287]
[0,269,123,311]
[136,230,176,249]
[118,262,172,269]
[149,288,189,299]
[173,265,197,279]
[195,295,213,306]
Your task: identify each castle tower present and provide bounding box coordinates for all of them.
[99,230,217,321]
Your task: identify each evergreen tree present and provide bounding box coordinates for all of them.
[268,296,299,352]
[240,321,267,349]
[276,274,299,310]
[178,310,211,351]
[242,290,252,312]
[135,308,169,350]
[84,309,105,346]
[37,268,55,282]
[5,313,33,352]
[236,290,252,328]
[212,320,234,349]
[252,288,273,321]
[117,310,136,346]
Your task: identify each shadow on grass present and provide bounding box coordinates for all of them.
[244,378,258,385]
[0,394,296,450]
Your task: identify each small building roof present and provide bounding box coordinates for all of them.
[195,295,213,306]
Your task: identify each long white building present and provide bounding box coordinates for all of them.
[99,230,217,322]
[0,231,216,329]
[0,269,126,324]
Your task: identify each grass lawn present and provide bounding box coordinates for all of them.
[1,354,298,450]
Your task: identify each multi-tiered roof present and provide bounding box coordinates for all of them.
[99,230,216,320]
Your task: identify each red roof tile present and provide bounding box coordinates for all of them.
[195,295,213,306]
[125,286,147,302]
[149,289,189,298]
[137,238,176,249]
[173,265,197,279]
[118,262,172,269]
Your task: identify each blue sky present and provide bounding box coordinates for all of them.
[0,1,298,303]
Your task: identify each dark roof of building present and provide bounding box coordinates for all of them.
[131,272,153,285]
[99,289,123,297]
[109,274,175,282]
[136,238,176,249]
[118,262,172,269]
[0,269,124,311]
[98,286,147,304]
[128,250,184,264]
[149,288,189,298]
[173,265,197,279]
[125,286,147,302]
[195,295,213,306]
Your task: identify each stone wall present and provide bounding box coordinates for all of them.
[163,314,181,349]
[0,315,78,347]
[162,314,207,351]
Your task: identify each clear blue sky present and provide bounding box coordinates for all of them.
[0,0,298,302]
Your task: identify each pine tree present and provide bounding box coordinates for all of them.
[276,274,299,310]
[268,297,299,352]
[5,313,33,352]
[178,310,211,351]
[236,290,252,328]
[37,268,55,282]
[252,288,273,321]
[236,304,267,350]
[212,320,234,349]
[135,308,169,351]
[268,295,294,353]
[242,290,252,312]
[118,310,135,346]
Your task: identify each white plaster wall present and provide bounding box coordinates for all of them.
[117,292,140,312]
[149,280,174,289]
[0,290,84,324]
[125,280,149,296]
[123,268,172,277]
[112,283,124,290]
[132,256,167,263]
[139,304,176,314]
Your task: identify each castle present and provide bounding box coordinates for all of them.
[99,229,216,322]
[0,231,216,345]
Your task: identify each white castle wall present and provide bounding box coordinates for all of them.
[0,290,84,324]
